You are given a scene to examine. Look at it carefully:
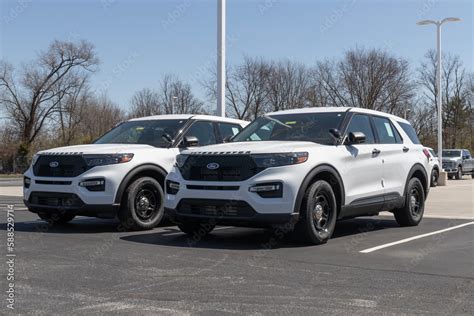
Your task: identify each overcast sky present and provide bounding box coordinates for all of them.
[1,0,472,111]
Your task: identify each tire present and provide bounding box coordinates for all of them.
[471,174,474,179]
[118,177,164,231]
[430,169,438,187]
[455,166,462,180]
[293,180,337,245]
[394,177,425,227]
[177,221,216,237]
[38,211,75,225]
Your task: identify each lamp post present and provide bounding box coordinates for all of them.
[416,17,461,185]
[217,0,226,117]
[171,96,178,114]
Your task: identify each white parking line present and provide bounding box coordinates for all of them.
[360,221,474,253]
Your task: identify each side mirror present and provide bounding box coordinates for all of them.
[348,132,366,144]
[223,135,233,143]
[182,136,199,147]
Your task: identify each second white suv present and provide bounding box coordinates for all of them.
[23,114,247,230]
[165,107,430,244]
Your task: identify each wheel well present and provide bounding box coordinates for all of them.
[114,165,167,205]
[305,171,343,216]
[411,169,428,196]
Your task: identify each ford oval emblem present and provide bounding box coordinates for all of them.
[206,162,220,170]
[49,161,59,168]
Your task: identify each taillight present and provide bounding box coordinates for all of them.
[423,149,430,160]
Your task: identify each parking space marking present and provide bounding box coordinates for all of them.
[360,221,474,253]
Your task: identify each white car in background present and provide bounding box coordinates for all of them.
[23,114,247,230]
[165,107,431,245]
[426,147,440,187]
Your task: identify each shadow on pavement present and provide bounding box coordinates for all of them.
[120,217,400,250]
[0,217,175,234]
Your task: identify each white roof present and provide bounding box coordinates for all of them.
[266,107,409,124]
[128,114,248,126]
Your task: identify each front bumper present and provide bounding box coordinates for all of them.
[164,164,307,226]
[23,164,128,217]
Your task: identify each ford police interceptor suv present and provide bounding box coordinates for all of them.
[23,114,247,230]
[165,107,430,244]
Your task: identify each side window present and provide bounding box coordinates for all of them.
[372,116,401,144]
[217,123,242,140]
[183,121,217,146]
[399,122,421,144]
[463,150,471,159]
[345,114,375,144]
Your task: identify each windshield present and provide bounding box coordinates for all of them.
[232,112,345,145]
[442,150,461,158]
[94,119,187,147]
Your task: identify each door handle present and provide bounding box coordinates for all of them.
[403,146,409,152]
[372,148,381,155]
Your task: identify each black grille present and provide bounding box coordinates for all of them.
[179,155,263,181]
[29,192,84,208]
[33,155,88,177]
[177,199,256,218]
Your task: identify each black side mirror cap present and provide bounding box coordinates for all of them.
[348,132,366,144]
[183,136,199,147]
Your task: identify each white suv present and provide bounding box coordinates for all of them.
[165,107,431,244]
[23,114,247,230]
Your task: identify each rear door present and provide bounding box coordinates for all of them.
[342,114,384,206]
[371,116,410,199]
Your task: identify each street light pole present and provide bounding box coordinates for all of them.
[217,0,226,117]
[416,17,461,185]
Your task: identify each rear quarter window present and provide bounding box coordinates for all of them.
[398,122,421,144]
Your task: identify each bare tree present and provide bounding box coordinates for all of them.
[129,88,161,118]
[418,50,472,148]
[159,74,204,114]
[0,40,99,155]
[317,48,414,116]
[79,94,125,143]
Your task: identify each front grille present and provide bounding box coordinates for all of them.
[177,199,256,218]
[29,192,84,208]
[179,154,264,181]
[186,185,239,191]
[33,154,88,177]
[35,180,72,185]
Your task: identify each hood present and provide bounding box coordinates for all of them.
[442,157,461,162]
[37,143,163,155]
[183,141,320,155]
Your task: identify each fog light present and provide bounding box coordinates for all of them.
[79,179,105,192]
[249,182,283,198]
[166,180,180,195]
[24,176,31,189]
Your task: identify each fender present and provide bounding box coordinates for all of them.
[114,164,167,204]
[294,164,345,215]
[403,163,429,199]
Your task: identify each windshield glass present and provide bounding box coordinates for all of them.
[94,119,187,147]
[232,112,345,144]
[442,150,461,158]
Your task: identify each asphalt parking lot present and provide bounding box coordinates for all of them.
[1,178,473,315]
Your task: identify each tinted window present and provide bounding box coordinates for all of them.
[232,112,345,145]
[218,122,242,140]
[428,149,437,157]
[399,122,421,144]
[94,119,187,147]
[373,116,401,144]
[345,114,375,144]
[184,121,217,146]
[462,150,471,158]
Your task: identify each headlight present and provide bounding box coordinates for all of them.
[83,153,134,167]
[251,152,308,168]
[175,154,189,168]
